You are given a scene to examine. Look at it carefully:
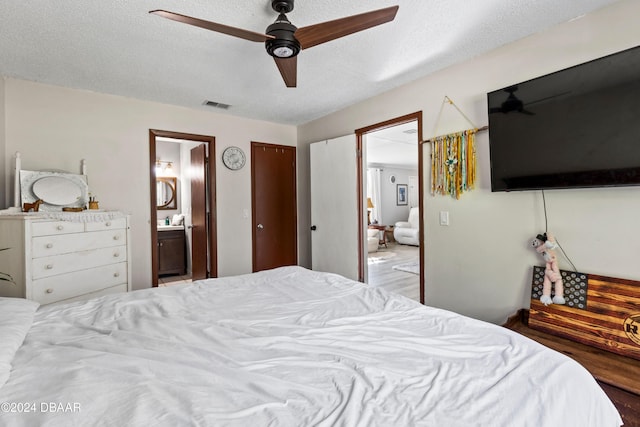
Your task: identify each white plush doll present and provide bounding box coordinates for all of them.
[531,232,565,306]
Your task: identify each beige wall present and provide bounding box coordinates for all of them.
[298,0,640,323]
[2,80,296,289]
[0,78,6,205]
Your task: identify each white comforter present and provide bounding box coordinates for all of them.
[0,266,622,427]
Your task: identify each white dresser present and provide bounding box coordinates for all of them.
[0,214,131,304]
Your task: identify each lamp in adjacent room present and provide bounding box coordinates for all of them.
[367,197,374,225]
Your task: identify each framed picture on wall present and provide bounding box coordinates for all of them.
[396,184,408,206]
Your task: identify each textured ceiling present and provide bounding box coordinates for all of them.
[367,122,418,169]
[0,0,622,126]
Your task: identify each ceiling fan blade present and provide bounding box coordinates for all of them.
[150,10,274,43]
[274,57,297,88]
[295,5,399,50]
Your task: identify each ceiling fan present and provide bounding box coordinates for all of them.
[490,85,572,116]
[489,86,536,115]
[150,0,399,88]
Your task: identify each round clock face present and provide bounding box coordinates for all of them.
[222,146,246,170]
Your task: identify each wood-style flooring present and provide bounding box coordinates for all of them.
[158,274,192,287]
[367,242,420,302]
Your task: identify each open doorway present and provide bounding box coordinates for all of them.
[356,112,424,303]
[365,122,419,301]
[149,130,217,287]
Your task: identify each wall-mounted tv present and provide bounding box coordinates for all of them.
[487,45,640,192]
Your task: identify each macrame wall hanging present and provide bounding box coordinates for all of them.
[426,96,487,199]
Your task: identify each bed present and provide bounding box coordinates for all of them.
[0,266,622,426]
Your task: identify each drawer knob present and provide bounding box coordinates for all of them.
[56,225,64,231]
[105,221,112,227]
[45,264,54,270]
[113,272,120,277]
[46,243,53,249]
[45,288,54,294]
[113,252,120,258]
[113,235,120,240]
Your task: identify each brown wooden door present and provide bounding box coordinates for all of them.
[251,142,297,271]
[191,144,208,280]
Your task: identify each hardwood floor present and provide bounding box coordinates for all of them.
[367,242,420,302]
[158,274,192,287]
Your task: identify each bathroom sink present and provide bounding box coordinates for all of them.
[157,224,184,231]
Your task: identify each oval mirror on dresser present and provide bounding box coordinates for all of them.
[32,176,83,205]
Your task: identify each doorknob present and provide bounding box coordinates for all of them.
[257,224,264,229]
[310,225,317,231]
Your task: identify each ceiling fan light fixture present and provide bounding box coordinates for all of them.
[265,14,300,58]
[267,40,299,58]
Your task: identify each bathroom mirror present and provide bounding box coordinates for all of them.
[157,177,177,210]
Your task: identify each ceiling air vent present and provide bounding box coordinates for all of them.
[203,100,231,110]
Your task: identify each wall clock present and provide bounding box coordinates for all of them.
[222,146,246,170]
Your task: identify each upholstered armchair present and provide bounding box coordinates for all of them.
[394,207,419,246]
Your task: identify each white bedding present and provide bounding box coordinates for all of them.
[0,298,39,389]
[0,266,621,427]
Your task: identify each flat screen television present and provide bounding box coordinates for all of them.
[487,45,640,192]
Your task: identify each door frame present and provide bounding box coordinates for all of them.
[355,112,424,304]
[250,141,298,272]
[149,129,217,287]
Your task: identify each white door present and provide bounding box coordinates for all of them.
[310,135,359,281]
[409,175,418,208]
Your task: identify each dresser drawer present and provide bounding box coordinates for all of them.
[31,221,84,237]
[32,229,127,258]
[31,262,128,304]
[85,218,127,231]
[32,245,127,279]
[52,284,128,305]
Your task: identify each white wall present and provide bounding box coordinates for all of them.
[2,79,296,289]
[370,166,417,226]
[298,0,640,324]
[0,78,6,205]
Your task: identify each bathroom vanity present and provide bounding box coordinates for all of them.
[157,226,186,276]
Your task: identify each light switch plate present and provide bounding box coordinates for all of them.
[439,211,450,226]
